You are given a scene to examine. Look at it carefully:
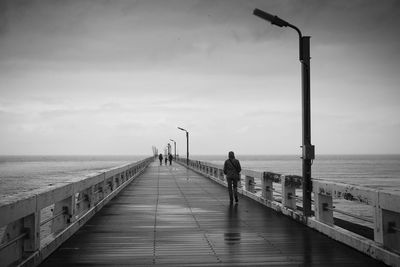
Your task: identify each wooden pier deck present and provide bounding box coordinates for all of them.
[40,162,385,266]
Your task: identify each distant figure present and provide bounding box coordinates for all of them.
[164,155,168,165]
[223,151,242,205]
[158,153,163,166]
[168,153,173,165]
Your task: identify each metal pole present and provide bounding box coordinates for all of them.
[186,132,189,165]
[174,141,176,160]
[252,8,315,217]
[300,36,314,217]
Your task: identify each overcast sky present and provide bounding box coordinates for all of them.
[0,0,399,156]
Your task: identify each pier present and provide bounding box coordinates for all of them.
[1,158,399,266]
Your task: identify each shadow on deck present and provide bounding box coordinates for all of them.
[41,162,385,266]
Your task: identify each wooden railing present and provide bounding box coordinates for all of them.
[177,158,400,267]
[0,157,153,267]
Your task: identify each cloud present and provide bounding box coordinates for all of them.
[0,0,399,154]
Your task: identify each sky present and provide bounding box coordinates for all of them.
[0,0,399,156]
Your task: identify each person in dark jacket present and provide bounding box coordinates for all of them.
[168,153,173,165]
[158,153,163,165]
[223,151,242,204]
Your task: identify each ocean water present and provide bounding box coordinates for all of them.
[0,155,147,197]
[1,154,399,198]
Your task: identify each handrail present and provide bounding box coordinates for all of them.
[324,206,374,224]
[39,210,66,226]
[0,156,154,267]
[176,157,400,266]
[0,232,28,251]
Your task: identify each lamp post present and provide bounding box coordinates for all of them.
[253,8,315,217]
[167,143,171,156]
[170,139,176,160]
[177,127,189,165]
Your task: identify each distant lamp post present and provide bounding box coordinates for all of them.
[167,143,171,156]
[253,8,315,217]
[177,127,189,165]
[170,139,176,160]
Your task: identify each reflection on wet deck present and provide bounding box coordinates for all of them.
[41,162,384,266]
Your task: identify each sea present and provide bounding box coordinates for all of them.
[1,154,400,197]
[1,154,399,228]
[0,155,147,196]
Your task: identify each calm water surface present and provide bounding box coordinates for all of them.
[1,154,399,195]
[0,155,147,196]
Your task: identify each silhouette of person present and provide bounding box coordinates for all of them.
[158,153,163,166]
[168,153,173,165]
[223,151,242,204]
[164,155,168,165]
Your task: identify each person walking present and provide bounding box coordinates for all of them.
[158,153,163,166]
[164,155,168,165]
[168,153,173,165]
[223,151,242,205]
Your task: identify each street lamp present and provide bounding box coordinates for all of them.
[177,127,189,165]
[167,143,171,156]
[170,139,176,160]
[253,8,315,217]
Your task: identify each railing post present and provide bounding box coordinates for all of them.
[262,172,273,201]
[245,176,255,193]
[381,209,400,253]
[93,183,100,205]
[100,173,106,199]
[282,175,297,210]
[374,191,384,245]
[51,196,74,234]
[116,174,120,188]
[314,184,334,226]
[107,176,114,192]
[219,169,225,181]
[382,209,400,253]
[87,187,94,208]
[1,219,24,266]
[375,191,400,253]
[23,212,40,253]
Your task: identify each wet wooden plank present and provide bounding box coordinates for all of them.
[40,163,385,267]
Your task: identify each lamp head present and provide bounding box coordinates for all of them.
[253,8,289,27]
